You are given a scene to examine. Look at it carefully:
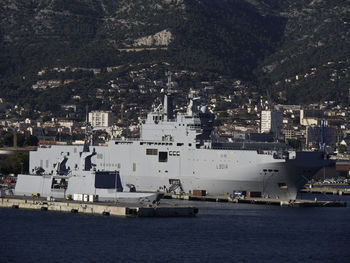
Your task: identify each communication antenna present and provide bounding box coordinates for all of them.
[85,105,90,135]
[201,85,207,105]
[164,71,174,119]
[165,71,174,93]
[200,85,209,113]
[320,120,326,150]
[84,105,92,150]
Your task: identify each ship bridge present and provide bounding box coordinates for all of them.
[140,73,214,145]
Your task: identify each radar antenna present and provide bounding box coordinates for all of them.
[320,120,326,150]
[84,105,92,151]
[163,71,174,120]
[200,85,209,113]
[165,71,175,94]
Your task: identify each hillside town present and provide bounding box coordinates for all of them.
[1,68,350,158]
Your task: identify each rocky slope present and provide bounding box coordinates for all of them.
[258,0,350,103]
[0,0,349,109]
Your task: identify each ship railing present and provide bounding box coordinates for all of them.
[38,145,53,148]
[113,138,176,143]
[114,138,141,142]
[210,141,292,152]
[51,188,65,192]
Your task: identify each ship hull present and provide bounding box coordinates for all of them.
[14,172,160,204]
[29,143,333,200]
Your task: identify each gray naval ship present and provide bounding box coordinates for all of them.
[15,139,162,204]
[27,77,333,201]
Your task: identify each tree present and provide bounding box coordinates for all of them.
[1,133,13,147]
[0,153,29,175]
[287,138,301,150]
[24,135,39,146]
[337,144,347,154]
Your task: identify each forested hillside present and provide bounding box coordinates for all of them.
[256,0,350,104]
[0,0,349,116]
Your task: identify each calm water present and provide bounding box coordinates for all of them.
[1,196,350,263]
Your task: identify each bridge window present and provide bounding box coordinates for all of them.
[159,152,168,162]
[146,149,158,155]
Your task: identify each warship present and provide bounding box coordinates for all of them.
[27,75,333,200]
[15,138,162,204]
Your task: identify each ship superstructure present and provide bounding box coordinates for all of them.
[28,75,334,200]
[15,136,161,204]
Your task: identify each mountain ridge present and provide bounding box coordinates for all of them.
[0,0,349,114]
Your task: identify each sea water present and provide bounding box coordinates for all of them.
[1,195,350,263]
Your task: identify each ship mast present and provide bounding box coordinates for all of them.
[84,105,91,151]
[163,72,174,121]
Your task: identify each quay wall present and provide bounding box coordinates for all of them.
[0,198,128,217]
[0,197,198,217]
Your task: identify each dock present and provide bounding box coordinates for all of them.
[235,198,347,207]
[0,197,198,217]
[163,193,347,207]
[164,193,230,202]
[300,187,350,196]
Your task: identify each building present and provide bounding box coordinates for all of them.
[260,110,283,138]
[60,104,77,112]
[58,120,75,133]
[306,125,340,148]
[283,129,297,141]
[89,111,114,128]
[300,109,323,126]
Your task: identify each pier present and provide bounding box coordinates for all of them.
[235,198,347,207]
[164,193,230,202]
[163,193,347,207]
[0,197,198,217]
[300,187,350,196]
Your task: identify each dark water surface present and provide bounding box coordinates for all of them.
[1,197,350,263]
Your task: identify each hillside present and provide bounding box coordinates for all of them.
[257,0,350,104]
[0,0,349,117]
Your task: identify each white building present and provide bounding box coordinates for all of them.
[58,120,75,133]
[89,111,114,128]
[261,110,283,137]
[25,118,33,125]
